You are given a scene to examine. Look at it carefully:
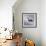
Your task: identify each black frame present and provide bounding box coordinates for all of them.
[22,13,37,28]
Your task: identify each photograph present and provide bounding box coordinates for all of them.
[22,13,37,28]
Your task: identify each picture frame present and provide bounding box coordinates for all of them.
[22,13,37,28]
[13,13,15,31]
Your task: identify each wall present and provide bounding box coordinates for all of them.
[40,0,46,46]
[0,0,16,30]
[13,0,41,46]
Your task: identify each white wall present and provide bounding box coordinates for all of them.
[41,0,46,46]
[13,0,46,46]
[0,0,16,30]
[13,0,41,46]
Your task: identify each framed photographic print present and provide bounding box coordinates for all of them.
[22,13,37,28]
